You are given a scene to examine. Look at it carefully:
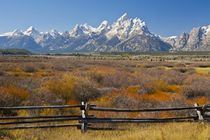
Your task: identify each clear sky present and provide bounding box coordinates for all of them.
[0,0,210,37]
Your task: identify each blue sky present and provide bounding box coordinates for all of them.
[0,0,210,37]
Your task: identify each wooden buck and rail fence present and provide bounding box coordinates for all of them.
[0,102,209,133]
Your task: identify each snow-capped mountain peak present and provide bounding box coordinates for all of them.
[81,23,96,33]
[129,17,149,36]
[117,13,129,23]
[24,26,41,39]
[113,13,131,27]
[70,24,83,37]
[98,20,109,28]
[49,29,60,38]
[106,13,149,39]
[132,18,146,28]
[70,23,96,37]
[97,20,111,33]
[25,26,36,32]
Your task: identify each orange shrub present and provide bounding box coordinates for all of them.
[96,90,119,107]
[137,80,179,95]
[0,85,30,100]
[186,96,210,106]
[66,99,80,105]
[0,85,30,111]
[139,90,171,101]
[168,85,183,94]
[123,86,139,99]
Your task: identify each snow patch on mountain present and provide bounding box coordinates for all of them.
[201,25,210,35]
[0,29,24,37]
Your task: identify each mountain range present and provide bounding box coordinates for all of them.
[0,13,209,53]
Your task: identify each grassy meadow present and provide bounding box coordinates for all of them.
[0,52,210,139]
[1,123,209,140]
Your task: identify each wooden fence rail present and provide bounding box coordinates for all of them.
[89,106,202,112]
[0,115,82,120]
[0,105,95,110]
[0,115,94,120]
[0,102,209,133]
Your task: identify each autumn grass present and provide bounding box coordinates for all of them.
[1,123,209,140]
[195,67,210,74]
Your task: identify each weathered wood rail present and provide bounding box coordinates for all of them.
[0,102,209,133]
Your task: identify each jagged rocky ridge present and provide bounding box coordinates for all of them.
[0,13,209,53]
[160,25,210,51]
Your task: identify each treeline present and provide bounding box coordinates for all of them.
[0,49,32,55]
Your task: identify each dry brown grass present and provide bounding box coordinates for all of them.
[1,123,209,140]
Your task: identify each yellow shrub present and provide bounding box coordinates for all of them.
[168,85,183,94]
[88,67,116,78]
[46,74,99,103]
[154,80,174,92]
[122,54,132,57]
[46,74,81,101]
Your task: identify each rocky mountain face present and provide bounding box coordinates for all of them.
[161,25,210,51]
[0,13,209,53]
[0,29,42,52]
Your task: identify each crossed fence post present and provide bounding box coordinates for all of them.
[194,103,208,121]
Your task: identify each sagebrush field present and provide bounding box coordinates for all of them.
[0,53,210,139]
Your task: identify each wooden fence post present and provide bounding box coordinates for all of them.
[202,104,208,120]
[194,103,204,121]
[81,101,89,133]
